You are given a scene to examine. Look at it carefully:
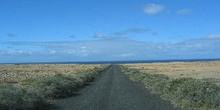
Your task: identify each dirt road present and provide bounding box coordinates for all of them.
[52,65,181,110]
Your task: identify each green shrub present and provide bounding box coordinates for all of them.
[127,68,169,93]
[21,71,102,100]
[75,73,94,82]
[125,69,147,82]
[130,72,148,82]
[163,78,220,109]
[22,74,78,99]
[0,84,45,110]
[122,67,220,110]
[75,71,100,83]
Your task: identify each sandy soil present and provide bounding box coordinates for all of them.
[0,64,106,83]
[123,61,220,79]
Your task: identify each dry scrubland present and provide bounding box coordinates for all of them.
[0,64,104,83]
[0,64,108,110]
[121,61,220,110]
[124,61,220,82]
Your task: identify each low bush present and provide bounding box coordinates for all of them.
[122,67,220,110]
[75,72,96,83]
[0,84,45,110]
[21,69,105,100]
[163,78,220,109]
[22,74,81,99]
[142,74,169,93]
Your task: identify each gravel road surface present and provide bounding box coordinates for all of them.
[52,65,181,110]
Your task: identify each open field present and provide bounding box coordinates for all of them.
[0,64,106,84]
[123,61,220,79]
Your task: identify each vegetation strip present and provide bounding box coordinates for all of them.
[0,65,109,110]
[121,66,220,110]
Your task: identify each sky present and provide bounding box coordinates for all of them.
[0,0,220,63]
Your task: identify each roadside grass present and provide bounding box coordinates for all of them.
[0,84,45,110]
[0,64,109,110]
[21,74,78,99]
[121,66,220,110]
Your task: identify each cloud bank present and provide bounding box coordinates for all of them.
[0,34,220,63]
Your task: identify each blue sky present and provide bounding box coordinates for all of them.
[0,0,220,63]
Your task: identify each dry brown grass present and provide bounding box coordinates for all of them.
[123,61,220,79]
[0,64,106,83]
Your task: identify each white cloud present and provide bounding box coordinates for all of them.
[177,8,192,15]
[93,28,150,40]
[81,46,87,49]
[0,49,32,56]
[115,28,149,36]
[49,50,56,54]
[118,53,135,57]
[67,50,76,54]
[144,4,165,15]
[81,53,89,57]
[93,33,115,40]
[206,34,220,39]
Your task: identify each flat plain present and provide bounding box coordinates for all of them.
[124,61,220,79]
[0,64,105,84]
